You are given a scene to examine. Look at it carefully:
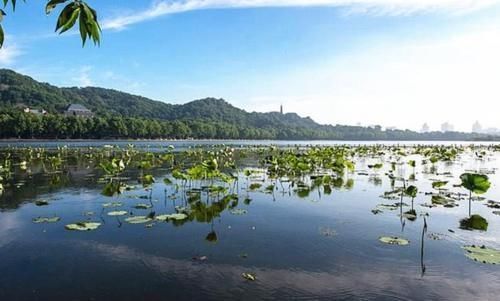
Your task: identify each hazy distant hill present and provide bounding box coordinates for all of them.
[0,68,496,141]
[0,69,319,127]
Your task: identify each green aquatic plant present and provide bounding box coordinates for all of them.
[229,208,247,215]
[125,215,154,224]
[460,173,490,217]
[242,273,256,281]
[432,181,448,190]
[32,216,61,223]
[133,203,152,210]
[100,158,126,177]
[460,214,488,231]
[205,231,218,243]
[155,213,188,221]
[403,185,418,221]
[107,211,128,216]
[102,202,123,208]
[65,222,102,231]
[141,174,155,187]
[463,245,500,264]
[35,200,49,206]
[379,236,409,246]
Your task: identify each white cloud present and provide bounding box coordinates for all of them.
[102,0,500,30]
[72,66,94,87]
[0,43,22,66]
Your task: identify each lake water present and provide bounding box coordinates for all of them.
[0,141,499,300]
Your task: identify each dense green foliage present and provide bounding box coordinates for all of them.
[1,0,100,48]
[0,69,498,140]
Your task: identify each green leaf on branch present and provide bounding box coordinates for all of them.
[52,1,101,46]
[0,24,4,48]
[46,0,68,15]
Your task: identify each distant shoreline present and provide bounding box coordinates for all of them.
[1,138,500,143]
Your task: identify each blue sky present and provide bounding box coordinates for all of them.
[1,0,500,131]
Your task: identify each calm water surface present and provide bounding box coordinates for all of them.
[0,141,499,300]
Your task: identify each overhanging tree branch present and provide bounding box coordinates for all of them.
[0,0,101,48]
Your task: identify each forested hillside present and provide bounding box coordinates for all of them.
[0,69,496,140]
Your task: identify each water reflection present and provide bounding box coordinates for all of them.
[1,144,500,300]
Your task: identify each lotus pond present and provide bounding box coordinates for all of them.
[1,142,500,300]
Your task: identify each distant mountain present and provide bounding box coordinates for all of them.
[0,69,317,126]
[0,68,497,141]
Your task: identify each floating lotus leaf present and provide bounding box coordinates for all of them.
[431,195,457,207]
[155,213,188,221]
[427,233,444,240]
[379,236,409,246]
[486,200,500,209]
[107,210,128,216]
[133,203,152,209]
[102,202,123,208]
[402,210,417,221]
[376,203,407,210]
[230,209,247,215]
[319,226,336,237]
[242,273,256,281]
[463,245,500,264]
[431,181,448,190]
[33,216,60,223]
[175,206,191,214]
[249,183,262,191]
[124,216,153,224]
[65,222,101,231]
[35,200,49,206]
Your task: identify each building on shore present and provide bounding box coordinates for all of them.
[23,107,48,116]
[65,104,93,117]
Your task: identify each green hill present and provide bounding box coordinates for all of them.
[0,68,496,141]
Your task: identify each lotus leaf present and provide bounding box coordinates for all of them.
[379,236,409,246]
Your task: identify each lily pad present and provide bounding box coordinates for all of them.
[155,213,188,221]
[124,216,153,224]
[65,222,101,231]
[486,200,500,209]
[35,200,49,206]
[319,226,337,237]
[402,209,417,221]
[242,272,256,281]
[376,203,407,211]
[133,203,153,209]
[107,210,128,216]
[249,183,262,191]
[102,202,123,208]
[33,216,61,224]
[379,236,409,246]
[427,233,444,240]
[229,209,247,215]
[463,245,500,264]
[431,195,457,207]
